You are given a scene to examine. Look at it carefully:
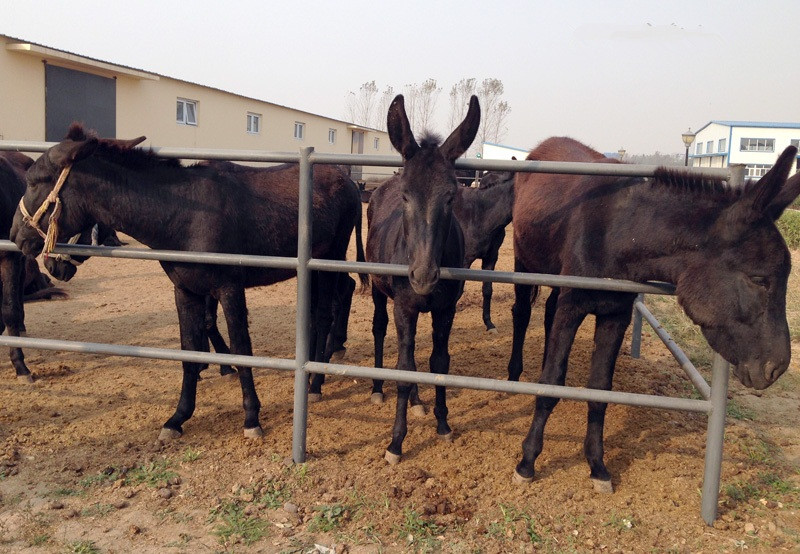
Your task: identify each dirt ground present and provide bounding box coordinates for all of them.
[1,215,799,553]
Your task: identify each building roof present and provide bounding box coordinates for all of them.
[2,33,384,133]
[695,120,800,134]
[482,141,530,153]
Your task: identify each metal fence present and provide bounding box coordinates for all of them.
[0,140,740,524]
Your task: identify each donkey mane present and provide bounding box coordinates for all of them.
[65,123,181,170]
[418,132,443,149]
[652,167,743,203]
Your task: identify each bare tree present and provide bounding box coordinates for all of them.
[374,85,395,131]
[345,81,379,127]
[400,79,441,131]
[476,78,511,147]
[448,78,477,129]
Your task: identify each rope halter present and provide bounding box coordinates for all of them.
[18,164,73,259]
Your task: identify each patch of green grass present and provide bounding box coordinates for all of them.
[309,503,349,532]
[253,480,290,509]
[758,472,798,497]
[51,487,82,498]
[643,296,713,370]
[79,470,118,489]
[209,500,270,547]
[486,504,541,543]
[741,438,778,465]
[64,539,101,554]
[125,458,177,487]
[30,532,51,546]
[777,210,800,250]
[397,507,443,552]
[604,512,635,532]
[727,399,756,421]
[181,447,203,463]
[80,503,116,518]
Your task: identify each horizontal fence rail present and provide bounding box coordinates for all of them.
[0,139,735,524]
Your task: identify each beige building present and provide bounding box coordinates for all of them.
[0,34,393,182]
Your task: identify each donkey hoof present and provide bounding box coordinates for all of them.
[592,478,614,494]
[244,427,264,439]
[512,470,534,484]
[410,404,427,417]
[158,428,182,441]
[329,348,346,362]
[384,450,401,465]
[370,392,385,405]
[16,374,34,384]
[487,327,498,334]
[438,431,454,443]
[308,393,322,403]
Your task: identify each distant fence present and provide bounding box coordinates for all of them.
[0,140,740,524]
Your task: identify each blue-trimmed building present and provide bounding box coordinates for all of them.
[689,121,800,178]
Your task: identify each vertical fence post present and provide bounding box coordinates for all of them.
[292,146,314,463]
[701,352,730,524]
[630,293,644,359]
[700,162,743,524]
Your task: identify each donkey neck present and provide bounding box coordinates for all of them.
[74,158,200,250]
[611,183,725,284]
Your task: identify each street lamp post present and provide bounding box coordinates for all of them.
[682,128,696,167]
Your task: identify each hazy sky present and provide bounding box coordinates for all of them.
[2,1,798,154]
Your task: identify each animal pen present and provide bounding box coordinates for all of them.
[0,141,741,525]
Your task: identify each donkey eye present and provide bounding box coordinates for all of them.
[751,276,768,288]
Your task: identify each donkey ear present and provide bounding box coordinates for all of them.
[387,95,419,160]
[441,95,480,162]
[723,145,796,228]
[49,138,99,169]
[766,162,800,220]
[100,135,146,150]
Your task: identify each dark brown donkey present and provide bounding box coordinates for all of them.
[508,136,800,492]
[367,94,480,464]
[0,152,70,382]
[11,125,364,440]
[454,170,514,331]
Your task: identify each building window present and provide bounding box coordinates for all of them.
[328,128,336,144]
[247,113,261,134]
[740,138,774,152]
[718,138,727,152]
[745,164,773,178]
[695,142,703,155]
[176,98,197,126]
[294,122,305,140]
[791,139,799,148]
[373,137,380,150]
[706,140,713,154]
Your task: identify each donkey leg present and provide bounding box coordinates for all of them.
[507,258,535,381]
[542,288,560,369]
[370,284,389,404]
[480,253,499,333]
[161,286,207,439]
[385,303,419,464]
[430,304,457,441]
[1,253,31,382]
[218,286,263,437]
[324,274,355,362]
[515,297,585,482]
[308,271,336,401]
[584,306,633,493]
[204,296,236,377]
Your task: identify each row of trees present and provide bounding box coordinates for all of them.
[345,78,511,152]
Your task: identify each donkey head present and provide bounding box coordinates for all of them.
[674,146,800,389]
[11,127,144,261]
[387,94,480,295]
